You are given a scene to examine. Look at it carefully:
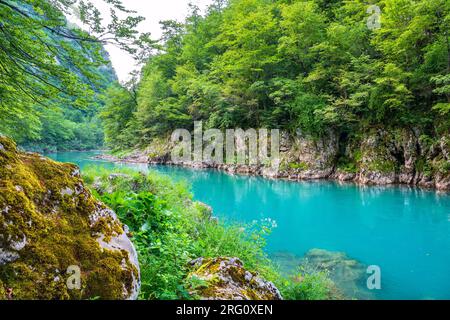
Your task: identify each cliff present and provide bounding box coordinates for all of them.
[99,129,450,191]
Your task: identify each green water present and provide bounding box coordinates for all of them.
[48,151,450,300]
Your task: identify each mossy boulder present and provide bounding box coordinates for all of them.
[188,257,282,300]
[0,136,140,300]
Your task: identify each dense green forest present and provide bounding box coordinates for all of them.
[101,0,449,151]
[19,42,117,153]
[3,0,448,152]
[0,0,150,152]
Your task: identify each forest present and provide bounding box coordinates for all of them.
[101,0,450,152]
[2,0,448,153]
[0,0,147,152]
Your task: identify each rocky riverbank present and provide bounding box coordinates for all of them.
[94,128,450,191]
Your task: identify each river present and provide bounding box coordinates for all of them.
[47,151,450,300]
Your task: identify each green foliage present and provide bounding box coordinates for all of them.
[102,0,450,147]
[415,157,433,177]
[288,162,309,171]
[20,104,107,152]
[82,166,335,300]
[337,156,358,174]
[440,161,450,174]
[280,271,336,300]
[100,83,138,150]
[368,159,398,173]
[0,0,152,149]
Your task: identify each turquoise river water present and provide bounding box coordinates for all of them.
[47,151,450,300]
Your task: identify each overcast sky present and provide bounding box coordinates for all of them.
[87,0,214,82]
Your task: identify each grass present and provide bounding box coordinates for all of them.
[82,166,338,300]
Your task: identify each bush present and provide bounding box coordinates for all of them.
[288,162,309,171]
[280,271,337,300]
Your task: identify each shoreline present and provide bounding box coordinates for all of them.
[92,153,450,193]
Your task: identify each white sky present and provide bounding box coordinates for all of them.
[85,0,214,82]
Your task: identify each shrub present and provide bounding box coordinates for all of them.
[280,271,337,300]
[288,162,309,170]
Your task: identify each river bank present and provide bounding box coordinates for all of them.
[93,128,450,192]
[93,154,450,192]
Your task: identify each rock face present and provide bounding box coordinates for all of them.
[356,130,399,185]
[0,137,140,300]
[188,257,282,300]
[349,129,450,190]
[278,130,339,180]
[97,128,449,191]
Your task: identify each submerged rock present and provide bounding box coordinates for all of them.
[188,257,282,300]
[0,136,140,300]
[300,249,374,300]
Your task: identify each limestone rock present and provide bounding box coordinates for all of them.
[94,128,449,191]
[333,169,356,182]
[280,131,339,180]
[188,257,282,300]
[356,130,399,185]
[435,173,450,191]
[300,249,374,300]
[0,136,140,300]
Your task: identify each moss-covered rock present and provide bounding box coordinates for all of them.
[0,136,140,300]
[187,257,282,300]
[353,129,450,190]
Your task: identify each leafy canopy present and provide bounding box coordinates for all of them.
[0,0,153,140]
[102,0,449,151]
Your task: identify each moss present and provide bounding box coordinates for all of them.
[0,136,137,300]
[288,162,309,171]
[367,159,397,173]
[91,214,122,243]
[84,252,137,300]
[188,258,280,300]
